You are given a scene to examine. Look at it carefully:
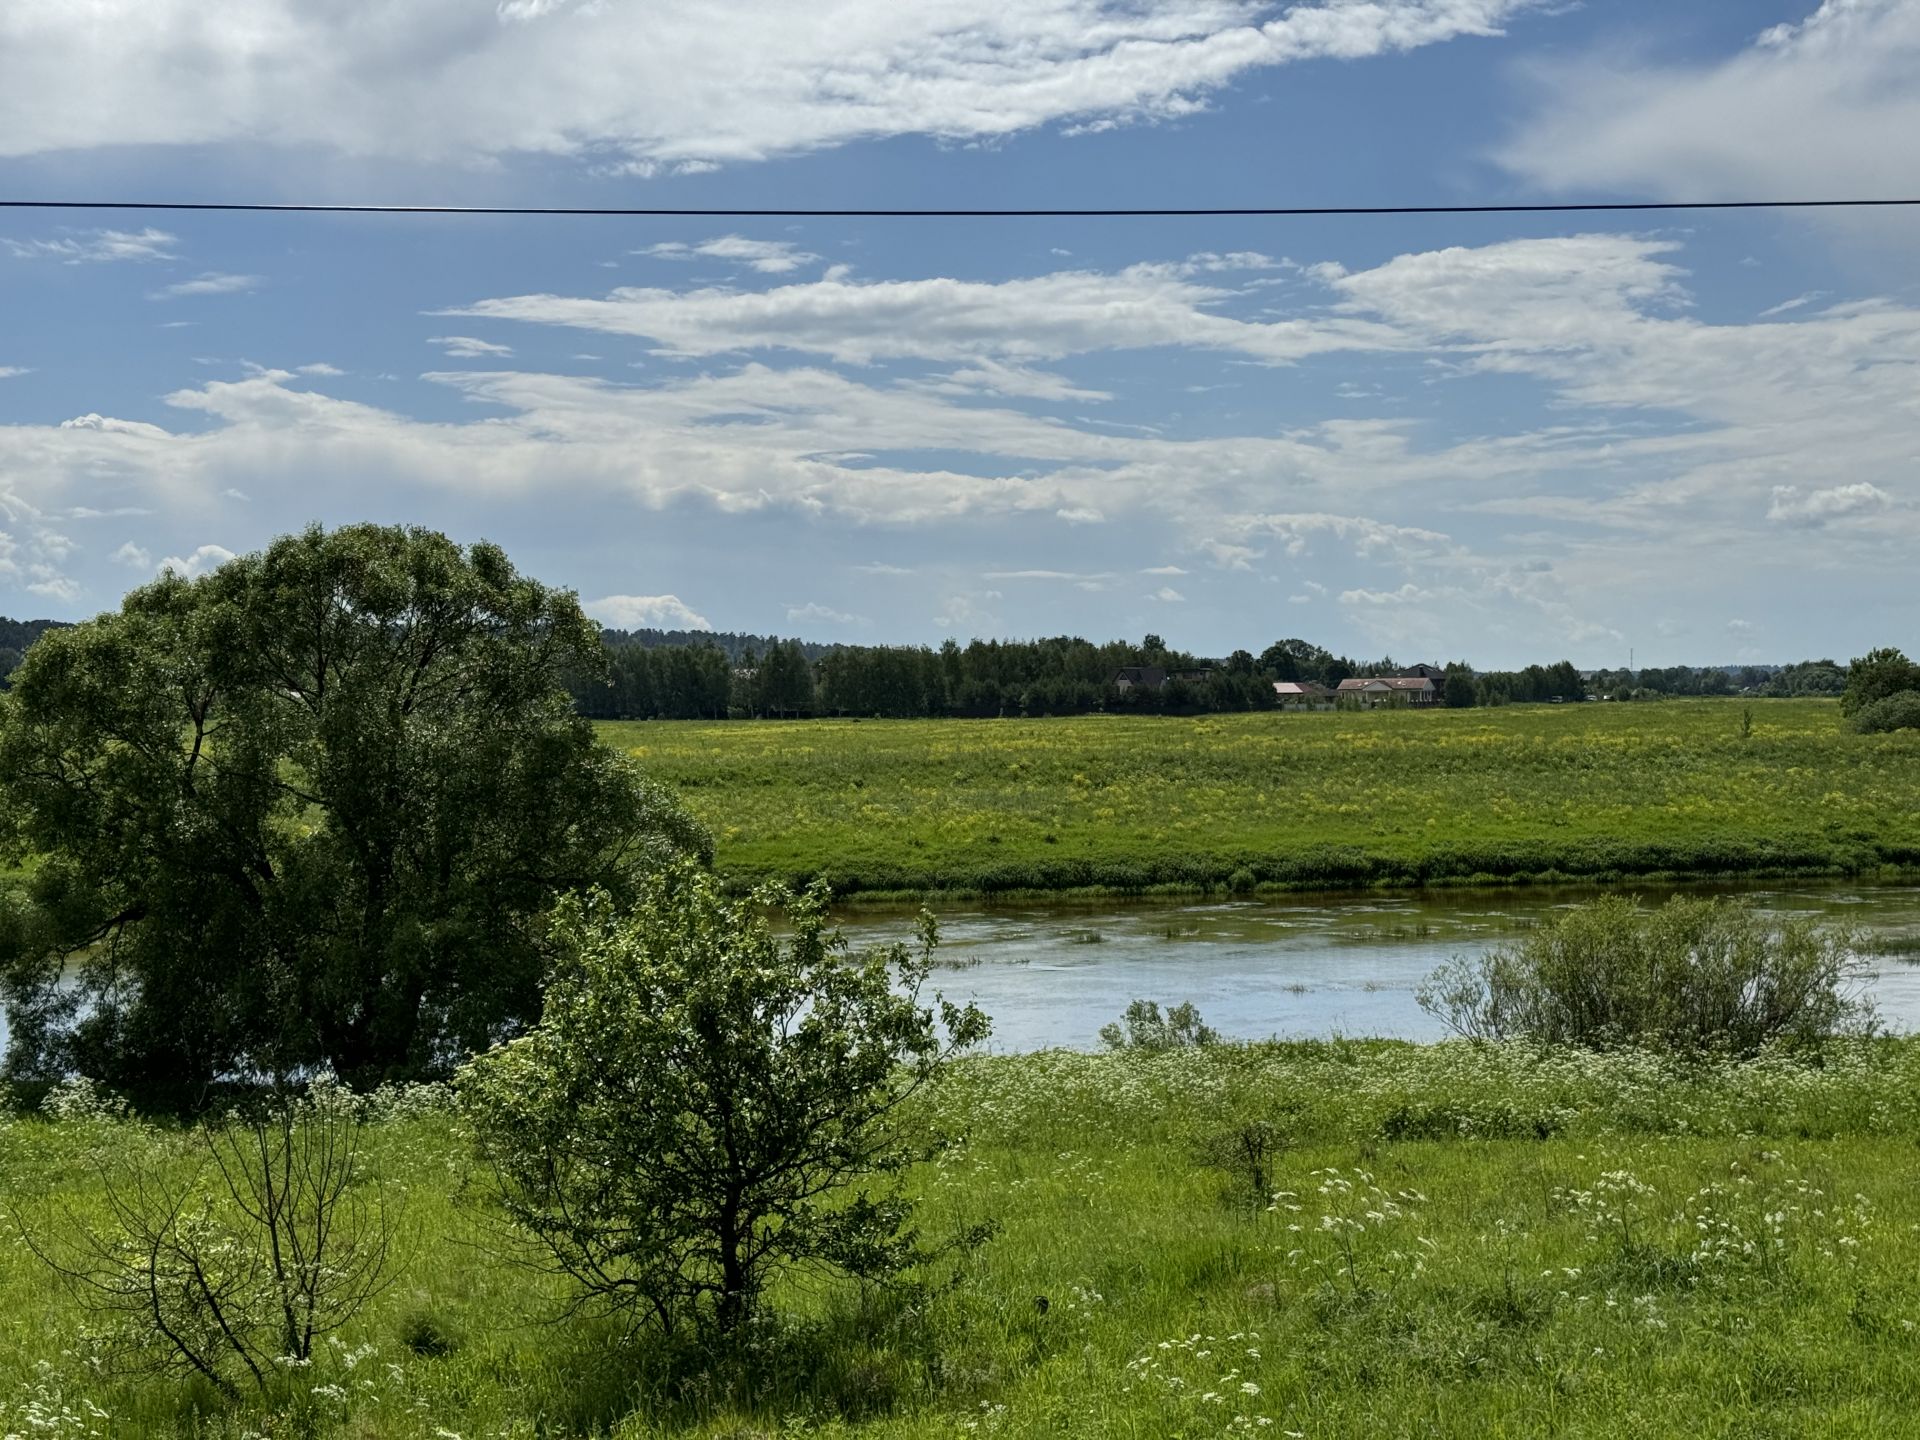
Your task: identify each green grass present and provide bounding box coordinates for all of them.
[608,699,1920,897]
[7,1040,1920,1437]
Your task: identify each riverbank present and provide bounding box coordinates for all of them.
[612,699,1920,899]
[5,1039,1918,1437]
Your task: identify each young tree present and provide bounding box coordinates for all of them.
[459,864,990,1337]
[0,525,709,1104]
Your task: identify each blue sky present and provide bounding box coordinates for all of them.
[3,0,1918,667]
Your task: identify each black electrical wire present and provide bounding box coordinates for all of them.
[0,198,1917,219]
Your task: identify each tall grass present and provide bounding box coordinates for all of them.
[5,1041,1920,1437]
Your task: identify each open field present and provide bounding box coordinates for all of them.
[610,699,1920,897]
[5,1040,1920,1438]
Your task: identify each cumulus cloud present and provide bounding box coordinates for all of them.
[1766,482,1894,527]
[0,367,29,379]
[3,227,176,263]
[430,335,515,358]
[10,230,1920,655]
[112,541,152,568]
[584,594,711,630]
[0,1,1542,169]
[150,272,260,300]
[158,544,236,577]
[1149,586,1186,602]
[639,236,821,274]
[297,362,345,376]
[1500,0,1920,200]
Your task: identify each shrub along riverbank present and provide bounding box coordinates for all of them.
[4,1039,1919,1438]
[612,698,1920,898]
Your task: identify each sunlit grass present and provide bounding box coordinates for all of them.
[6,1041,1920,1437]
[605,699,1920,897]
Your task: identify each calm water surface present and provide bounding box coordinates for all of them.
[6,884,1917,1060]
[832,883,1920,1052]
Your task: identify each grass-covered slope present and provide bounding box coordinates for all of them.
[611,699,1920,897]
[4,1041,1919,1437]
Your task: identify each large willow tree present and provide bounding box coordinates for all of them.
[0,525,709,1107]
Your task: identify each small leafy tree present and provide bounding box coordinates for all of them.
[1099,999,1220,1052]
[1417,895,1872,1054]
[458,865,990,1337]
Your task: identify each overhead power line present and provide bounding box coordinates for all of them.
[1,197,1918,219]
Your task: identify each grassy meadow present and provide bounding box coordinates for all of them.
[608,698,1920,897]
[5,1041,1920,1438]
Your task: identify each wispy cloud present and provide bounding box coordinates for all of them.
[638,235,820,274]
[429,335,515,358]
[150,272,260,300]
[4,227,176,263]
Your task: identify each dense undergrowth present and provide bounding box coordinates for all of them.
[608,699,1920,898]
[5,1039,1920,1438]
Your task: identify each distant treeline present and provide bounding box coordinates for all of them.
[565,629,1843,721]
[0,613,1856,714]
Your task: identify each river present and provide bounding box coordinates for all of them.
[831,882,1920,1052]
[6,883,1918,1061]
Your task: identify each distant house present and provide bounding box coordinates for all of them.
[1335,675,1439,708]
[1169,669,1215,685]
[1273,680,1334,710]
[1399,662,1446,680]
[1112,666,1168,693]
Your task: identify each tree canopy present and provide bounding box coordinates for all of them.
[0,524,709,1106]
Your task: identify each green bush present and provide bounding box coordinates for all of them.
[1416,895,1873,1054]
[1100,999,1220,1052]
[1850,689,1920,734]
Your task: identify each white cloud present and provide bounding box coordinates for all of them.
[112,541,152,568]
[158,544,235,577]
[444,264,1404,366]
[855,562,914,576]
[0,367,29,379]
[1149,586,1185,602]
[150,273,260,300]
[584,594,711,630]
[1501,0,1920,201]
[3,227,176,263]
[786,601,866,627]
[297,362,345,377]
[1766,482,1894,527]
[1142,564,1188,576]
[639,236,821,274]
[1340,583,1432,606]
[0,2,1542,169]
[429,335,515,358]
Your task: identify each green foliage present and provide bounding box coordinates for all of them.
[607,699,1920,898]
[0,524,709,1104]
[458,864,990,1337]
[1850,689,1920,735]
[7,1042,1920,1434]
[1417,895,1873,1053]
[1841,647,1920,717]
[1099,999,1219,1052]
